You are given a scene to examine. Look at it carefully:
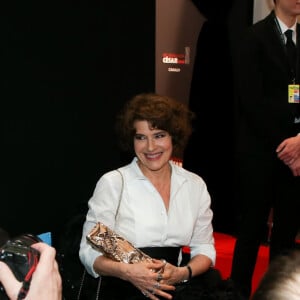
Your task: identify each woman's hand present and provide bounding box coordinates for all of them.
[126,259,175,300]
[157,263,187,286]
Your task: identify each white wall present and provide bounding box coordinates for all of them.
[253,0,274,23]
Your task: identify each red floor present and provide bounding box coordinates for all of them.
[214,232,269,294]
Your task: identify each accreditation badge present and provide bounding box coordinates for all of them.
[288,84,300,103]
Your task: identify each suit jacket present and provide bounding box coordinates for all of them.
[235,10,300,155]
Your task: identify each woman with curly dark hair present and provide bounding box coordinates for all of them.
[79,93,221,299]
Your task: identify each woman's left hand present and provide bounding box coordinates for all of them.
[158,263,186,285]
[126,259,175,300]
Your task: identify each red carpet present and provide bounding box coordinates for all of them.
[214,232,269,295]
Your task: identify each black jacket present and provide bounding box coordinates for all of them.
[235,10,300,155]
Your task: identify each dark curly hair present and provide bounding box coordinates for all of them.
[115,93,195,156]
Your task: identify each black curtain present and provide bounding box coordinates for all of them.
[1,2,155,244]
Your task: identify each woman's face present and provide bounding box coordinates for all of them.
[133,120,173,172]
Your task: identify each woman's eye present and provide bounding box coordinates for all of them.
[134,134,146,140]
[154,132,167,139]
[134,132,168,141]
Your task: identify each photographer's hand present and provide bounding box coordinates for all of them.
[0,242,62,300]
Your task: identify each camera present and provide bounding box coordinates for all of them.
[0,234,41,299]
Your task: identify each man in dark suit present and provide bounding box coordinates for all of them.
[230,0,300,298]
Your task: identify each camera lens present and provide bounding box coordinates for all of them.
[0,233,41,299]
[12,233,42,247]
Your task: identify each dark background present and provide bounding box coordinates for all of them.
[2,1,155,243]
[1,0,253,245]
[184,0,253,234]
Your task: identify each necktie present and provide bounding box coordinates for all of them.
[284,29,297,68]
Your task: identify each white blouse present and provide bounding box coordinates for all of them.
[79,158,216,277]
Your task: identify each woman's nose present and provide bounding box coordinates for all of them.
[146,137,156,150]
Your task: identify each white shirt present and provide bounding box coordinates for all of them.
[79,158,216,277]
[276,16,297,44]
